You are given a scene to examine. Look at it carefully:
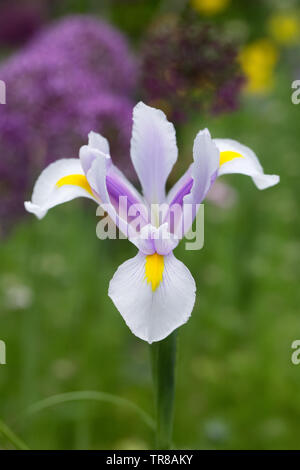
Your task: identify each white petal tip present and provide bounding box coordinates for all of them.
[87,130,110,155]
[133,101,167,120]
[88,130,98,139]
[24,201,47,219]
[134,101,146,110]
[254,174,280,190]
[201,128,211,136]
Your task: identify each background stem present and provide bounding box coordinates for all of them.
[0,418,29,450]
[150,331,177,449]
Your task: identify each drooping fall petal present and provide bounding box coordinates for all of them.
[24,158,97,219]
[215,138,280,189]
[108,251,196,343]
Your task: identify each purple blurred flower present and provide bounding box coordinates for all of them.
[0,0,47,46]
[206,180,237,208]
[0,15,137,234]
[141,16,244,122]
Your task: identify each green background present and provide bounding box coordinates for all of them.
[0,0,299,450]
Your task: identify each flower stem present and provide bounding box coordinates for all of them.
[150,331,177,449]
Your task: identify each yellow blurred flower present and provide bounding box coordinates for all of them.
[239,39,279,94]
[268,12,300,45]
[191,0,230,16]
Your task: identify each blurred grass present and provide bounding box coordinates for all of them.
[0,68,300,449]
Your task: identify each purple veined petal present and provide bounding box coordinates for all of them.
[106,164,144,212]
[87,154,132,237]
[80,136,150,232]
[166,163,194,208]
[130,102,178,205]
[87,153,151,251]
[164,129,220,238]
[106,166,149,230]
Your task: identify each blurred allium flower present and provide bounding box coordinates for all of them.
[0,0,47,46]
[0,15,137,234]
[206,180,237,208]
[140,17,244,123]
[239,39,279,94]
[190,0,231,16]
[268,12,300,45]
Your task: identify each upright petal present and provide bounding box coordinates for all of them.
[214,138,280,189]
[24,159,97,219]
[165,129,219,237]
[108,251,196,343]
[88,131,110,155]
[184,129,220,207]
[130,102,178,204]
[79,131,110,175]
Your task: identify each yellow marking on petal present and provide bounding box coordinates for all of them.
[220,150,244,167]
[144,253,164,292]
[56,174,94,196]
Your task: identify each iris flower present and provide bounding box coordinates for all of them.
[25,102,279,343]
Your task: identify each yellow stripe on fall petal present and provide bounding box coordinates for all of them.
[144,253,164,292]
[56,174,94,196]
[219,150,244,167]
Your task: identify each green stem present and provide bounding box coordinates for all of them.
[0,418,29,450]
[150,331,177,449]
[23,390,155,431]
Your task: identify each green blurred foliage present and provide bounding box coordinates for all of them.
[1,0,300,451]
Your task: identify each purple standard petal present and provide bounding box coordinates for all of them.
[130,102,178,205]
